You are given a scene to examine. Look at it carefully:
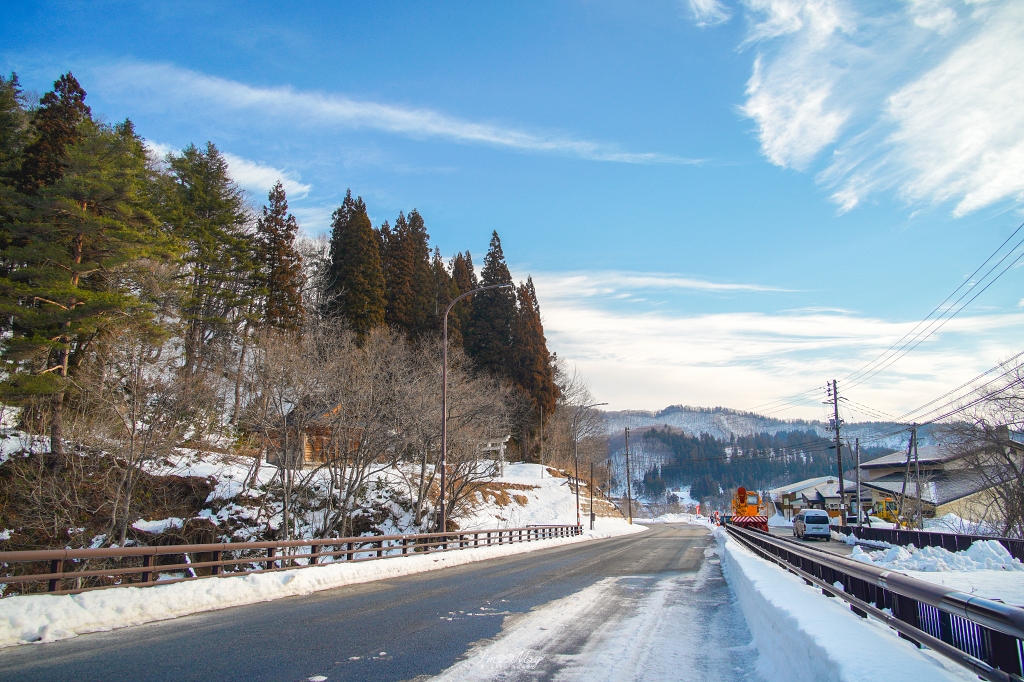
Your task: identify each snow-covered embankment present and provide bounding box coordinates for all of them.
[715,527,976,681]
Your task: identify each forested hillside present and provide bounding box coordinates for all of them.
[636,428,894,505]
[0,72,569,551]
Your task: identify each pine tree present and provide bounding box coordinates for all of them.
[254,181,304,331]
[167,142,254,374]
[379,209,433,336]
[431,246,461,347]
[17,73,90,195]
[466,231,516,376]
[325,189,385,339]
[0,74,30,272]
[511,276,558,417]
[0,114,171,464]
[450,251,477,351]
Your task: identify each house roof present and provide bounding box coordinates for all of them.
[859,444,960,470]
[861,468,1006,506]
[770,476,855,496]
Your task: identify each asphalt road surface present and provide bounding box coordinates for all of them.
[768,525,856,556]
[0,524,761,682]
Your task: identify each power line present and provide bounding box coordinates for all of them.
[841,221,1024,389]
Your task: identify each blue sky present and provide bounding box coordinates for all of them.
[4,0,1024,419]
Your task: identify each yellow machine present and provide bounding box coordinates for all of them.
[729,487,768,531]
[871,498,900,524]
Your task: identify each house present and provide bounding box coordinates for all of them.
[770,476,859,520]
[263,403,362,468]
[858,442,1019,523]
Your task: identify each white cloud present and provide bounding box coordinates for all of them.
[98,62,693,166]
[535,270,790,298]
[734,0,1024,216]
[688,0,733,27]
[145,142,311,200]
[530,270,1024,415]
[221,153,311,200]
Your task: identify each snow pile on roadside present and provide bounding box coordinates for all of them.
[638,513,718,531]
[924,513,1000,536]
[850,540,1024,572]
[0,523,641,649]
[715,527,974,681]
[768,512,792,527]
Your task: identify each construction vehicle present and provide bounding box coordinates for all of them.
[871,497,900,525]
[728,487,768,532]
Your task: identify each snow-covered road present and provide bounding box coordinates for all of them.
[427,538,760,681]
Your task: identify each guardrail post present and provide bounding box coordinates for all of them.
[401,538,408,555]
[48,559,62,592]
[377,541,383,558]
[141,554,152,584]
[265,547,276,570]
[211,550,221,576]
[310,544,319,566]
[347,542,354,561]
[988,629,1024,676]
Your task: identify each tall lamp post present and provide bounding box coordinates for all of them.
[571,402,607,528]
[438,283,513,533]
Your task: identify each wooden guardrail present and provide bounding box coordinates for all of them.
[0,524,582,597]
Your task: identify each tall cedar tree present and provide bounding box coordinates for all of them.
[511,277,558,417]
[0,74,30,269]
[326,190,385,339]
[0,109,168,464]
[17,73,90,195]
[466,232,516,376]
[379,209,434,336]
[431,247,461,348]
[254,181,304,331]
[167,142,254,374]
[450,251,477,352]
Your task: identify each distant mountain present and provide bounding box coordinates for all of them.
[602,405,934,450]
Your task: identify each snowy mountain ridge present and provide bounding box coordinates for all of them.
[602,405,922,450]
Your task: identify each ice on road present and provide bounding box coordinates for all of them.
[428,542,760,682]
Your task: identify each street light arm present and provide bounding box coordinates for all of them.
[444,283,513,317]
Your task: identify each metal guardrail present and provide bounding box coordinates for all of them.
[725,523,1024,682]
[841,525,1024,561]
[0,524,582,597]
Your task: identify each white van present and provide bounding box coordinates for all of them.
[793,510,831,540]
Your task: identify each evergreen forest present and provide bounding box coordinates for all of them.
[638,428,893,505]
[0,72,567,551]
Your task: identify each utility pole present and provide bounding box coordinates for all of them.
[624,427,633,525]
[590,461,595,530]
[855,438,862,529]
[830,380,847,524]
[897,426,916,526]
[913,431,922,529]
[539,405,544,480]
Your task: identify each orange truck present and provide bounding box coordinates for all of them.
[729,486,769,532]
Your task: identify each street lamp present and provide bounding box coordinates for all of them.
[571,402,607,529]
[438,283,514,533]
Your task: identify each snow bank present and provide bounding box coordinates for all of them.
[131,518,184,534]
[768,512,792,527]
[850,540,1024,572]
[716,528,974,681]
[0,523,643,649]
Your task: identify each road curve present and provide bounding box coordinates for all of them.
[0,524,757,682]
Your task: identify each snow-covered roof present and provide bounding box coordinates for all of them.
[859,445,960,470]
[861,468,1006,506]
[769,476,855,496]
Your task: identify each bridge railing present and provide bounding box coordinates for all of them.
[0,524,582,598]
[726,523,1024,682]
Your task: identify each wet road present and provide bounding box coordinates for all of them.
[0,524,761,682]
